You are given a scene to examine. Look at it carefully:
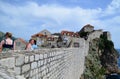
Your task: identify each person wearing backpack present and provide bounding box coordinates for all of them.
[0,32,15,52]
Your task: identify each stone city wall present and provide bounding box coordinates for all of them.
[0,47,87,79]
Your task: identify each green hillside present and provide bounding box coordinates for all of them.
[0,31,5,42]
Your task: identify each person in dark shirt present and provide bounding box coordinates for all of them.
[0,32,15,52]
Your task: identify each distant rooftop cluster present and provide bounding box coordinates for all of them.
[0,24,111,50]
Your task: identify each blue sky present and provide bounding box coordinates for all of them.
[0,0,120,48]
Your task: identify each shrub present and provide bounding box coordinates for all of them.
[80,32,88,37]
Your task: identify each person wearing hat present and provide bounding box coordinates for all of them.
[0,32,15,52]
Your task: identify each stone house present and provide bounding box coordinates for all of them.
[46,37,57,48]
[60,30,80,47]
[31,29,52,46]
[15,38,27,50]
[39,29,51,37]
[88,29,103,41]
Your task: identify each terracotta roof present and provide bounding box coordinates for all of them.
[31,29,51,38]
[61,30,74,35]
[61,30,80,37]
[61,30,74,33]
[32,33,44,37]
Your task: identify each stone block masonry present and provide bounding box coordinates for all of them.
[0,48,87,79]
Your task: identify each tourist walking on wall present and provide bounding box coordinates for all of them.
[25,39,35,50]
[0,32,15,52]
[32,40,38,49]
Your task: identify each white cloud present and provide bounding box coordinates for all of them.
[0,0,120,48]
[103,0,120,15]
[0,1,102,30]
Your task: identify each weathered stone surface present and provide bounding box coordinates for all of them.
[31,62,37,69]
[0,65,25,79]
[22,64,30,73]
[15,55,24,66]
[44,54,47,59]
[0,57,15,68]
[16,76,26,79]
[30,55,34,62]
[41,60,44,66]
[24,56,29,63]
[40,54,43,59]
[0,48,87,79]
[15,67,21,75]
[38,60,41,67]
[35,54,39,61]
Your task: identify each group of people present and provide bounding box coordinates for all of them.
[0,32,38,52]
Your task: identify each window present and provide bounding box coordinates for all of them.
[74,42,79,47]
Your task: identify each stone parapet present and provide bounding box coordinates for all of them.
[0,48,87,79]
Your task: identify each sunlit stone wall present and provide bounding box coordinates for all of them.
[0,47,88,79]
